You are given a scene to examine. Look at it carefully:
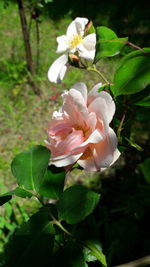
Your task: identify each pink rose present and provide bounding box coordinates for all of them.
[46,82,120,171]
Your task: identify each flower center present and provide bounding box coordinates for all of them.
[69,34,83,49]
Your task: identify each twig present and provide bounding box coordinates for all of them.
[114,255,150,267]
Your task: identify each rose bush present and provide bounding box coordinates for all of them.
[48,17,96,83]
[46,82,120,171]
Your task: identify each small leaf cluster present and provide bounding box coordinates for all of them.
[0,146,106,267]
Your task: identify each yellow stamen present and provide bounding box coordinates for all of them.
[69,34,83,49]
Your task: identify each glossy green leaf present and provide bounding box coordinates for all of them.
[113,48,150,96]
[84,240,107,267]
[0,187,32,206]
[139,158,150,184]
[5,208,55,267]
[39,166,65,199]
[95,26,127,61]
[57,185,100,224]
[134,95,150,106]
[11,145,50,191]
[0,195,12,206]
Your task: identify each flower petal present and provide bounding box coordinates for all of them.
[82,33,96,51]
[56,35,68,53]
[66,20,78,37]
[77,43,95,60]
[71,82,87,104]
[88,96,109,132]
[77,146,98,171]
[50,152,83,167]
[88,86,116,124]
[74,17,88,35]
[93,127,120,168]
[62,90,89,127]
[78,155,98,171]
[99,91,116,123]
[72,129,103,155]
[48,54,68,83]
[87,83,102,106]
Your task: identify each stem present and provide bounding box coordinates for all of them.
[53,220,72,236]
[35,19,40,74]
[117,112,126,142]
[126,41,150,56]
[87,65,110,84]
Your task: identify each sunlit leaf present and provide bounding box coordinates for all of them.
[113,48,150,96]
[95,26,127,61]
[84,240,107,267]
[11,145,50,191]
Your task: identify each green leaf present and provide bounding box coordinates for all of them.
[0,195,12,206]
[39,166,65,200]
[113,48,150,96]
[0,188,32,205]
[57,185,100,224]
[139,158,150,184]
[84,240,107,267]
[134,95,150,106]
[5,208,55,267]
[83,247,97,262]
[11,187,33,198]
[11,145,50,191]
[95,26,127,61]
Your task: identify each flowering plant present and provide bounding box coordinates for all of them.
[1,17,150,267]
[48,17,96,83]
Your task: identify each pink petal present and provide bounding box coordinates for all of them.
[93,127,120,168]
[62,90,89,128]
[87,83,102,106]
[88,97,109,132]
[71,82,87,104]
[77,146,98,171]
[51,152,83,167]
[99,91,115,123]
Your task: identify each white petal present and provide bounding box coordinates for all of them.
[56,35,68,53]
[99,92,116,123]
[87,83,103,106]
[71,82,87,104]
[82,33,96,51]
[77,43,95,60]
[48,54,68,83]
[50,152,83,167]
[74,17,88,35]
[66,20,78,37]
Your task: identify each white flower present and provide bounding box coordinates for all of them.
[48,17,96,83]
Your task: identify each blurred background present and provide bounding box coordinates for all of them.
[0,0,150,266]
